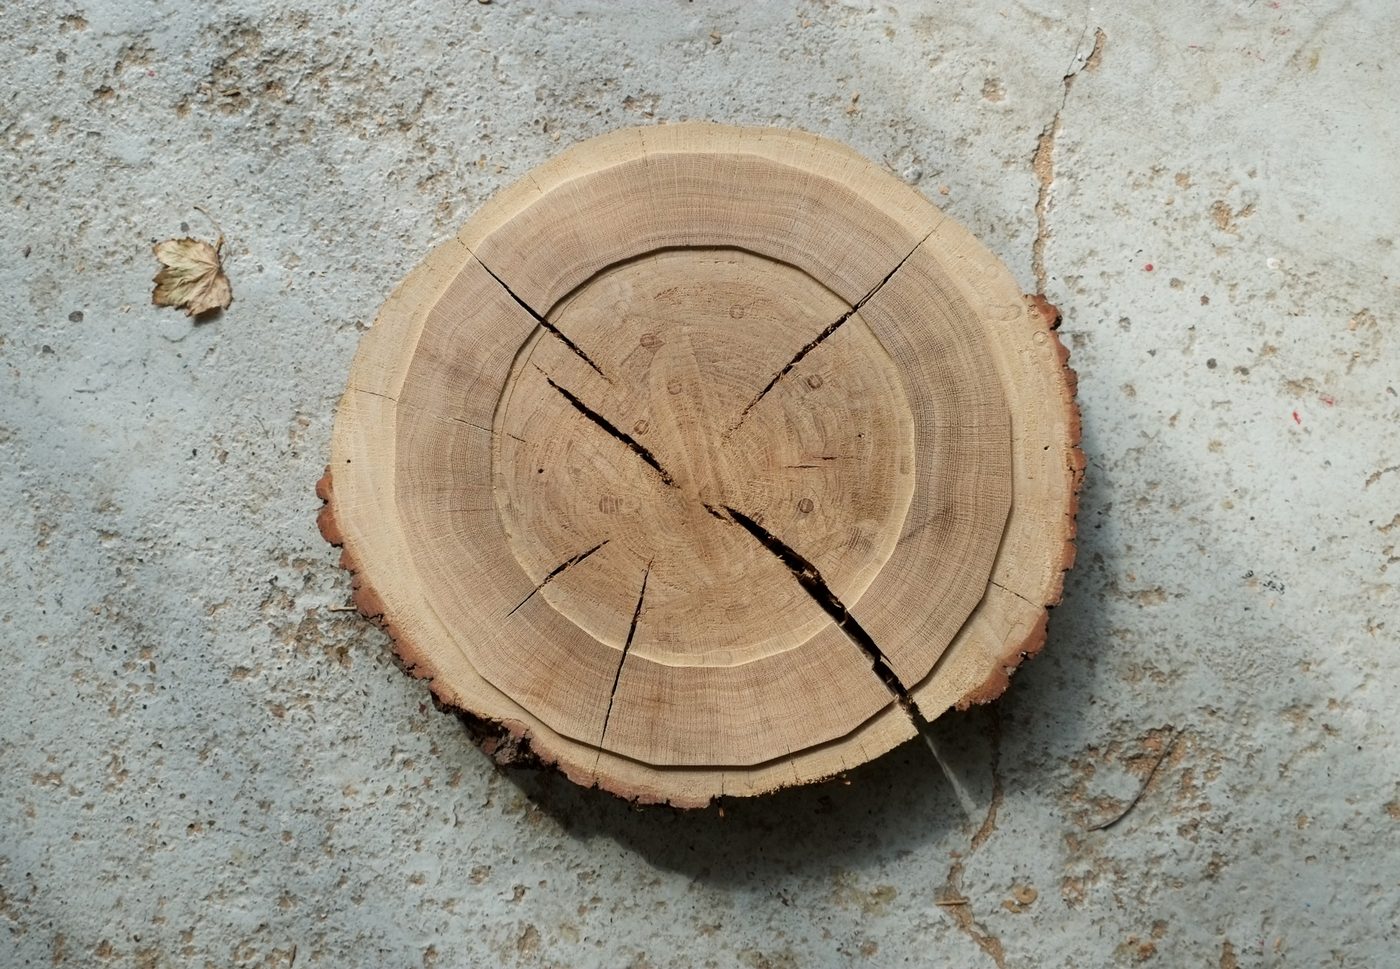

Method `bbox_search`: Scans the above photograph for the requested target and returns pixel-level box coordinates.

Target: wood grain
[318,124,1081,806]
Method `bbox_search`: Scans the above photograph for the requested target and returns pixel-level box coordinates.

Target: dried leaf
[152,231,231,317]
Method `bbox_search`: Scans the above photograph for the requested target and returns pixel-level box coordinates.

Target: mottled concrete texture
[2,1,1398,966]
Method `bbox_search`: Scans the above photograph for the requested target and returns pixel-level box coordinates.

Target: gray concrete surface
[3,1,1398,966]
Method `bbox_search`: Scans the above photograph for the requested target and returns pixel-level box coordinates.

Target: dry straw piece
[318,124,1082,806]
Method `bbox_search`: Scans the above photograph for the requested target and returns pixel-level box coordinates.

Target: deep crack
[704,503,926,724]
[507,540,608,616]
[599,564,651,747]
[727,228,933,435]
[477,257,608,378]
[545,376,676,486]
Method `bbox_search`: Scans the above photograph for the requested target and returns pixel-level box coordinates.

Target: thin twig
[1088,728,1180,832]
[193,204,224,251]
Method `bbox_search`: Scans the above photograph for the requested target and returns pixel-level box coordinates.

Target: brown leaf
[152,232,231,317]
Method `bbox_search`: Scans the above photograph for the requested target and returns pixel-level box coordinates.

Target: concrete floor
[3,1,1398,966]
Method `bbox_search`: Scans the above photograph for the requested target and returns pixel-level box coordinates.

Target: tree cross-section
[317,124,1083,807]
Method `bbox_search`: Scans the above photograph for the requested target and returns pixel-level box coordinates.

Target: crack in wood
[477,257,608,378]
[351,386,397,403]
[507,540,609,616]
[704,503,928,725]
[726,228,933,435]
[598,563,651,747]
[989,579,1037,608]
[545,376,676,487]
[449,416,492,434]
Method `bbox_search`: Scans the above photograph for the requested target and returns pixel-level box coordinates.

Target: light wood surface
[318,124,1082,806]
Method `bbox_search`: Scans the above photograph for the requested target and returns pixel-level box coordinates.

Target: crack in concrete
[939,858,1008,969]
[971,710,1004,851]
[937,709,1006,966]
[1365,463,1400,488]
[1032,26,1106,292]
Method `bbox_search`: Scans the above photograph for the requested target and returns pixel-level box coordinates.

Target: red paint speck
[1320,394,1335,407]
[1292,410,1302,425]
[1143,263,1154,272]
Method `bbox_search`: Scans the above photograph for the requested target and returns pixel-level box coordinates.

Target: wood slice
[318,124,1082,807]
